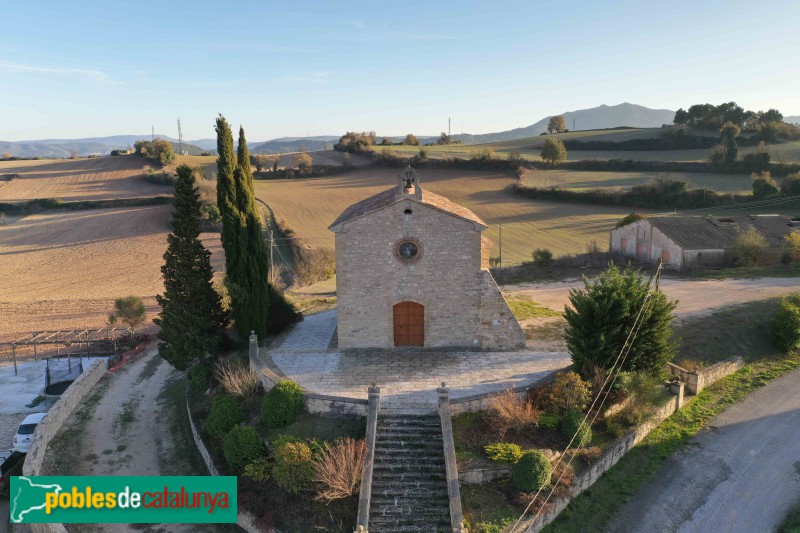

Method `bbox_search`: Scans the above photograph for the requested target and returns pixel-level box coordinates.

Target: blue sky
[1,0,798,141]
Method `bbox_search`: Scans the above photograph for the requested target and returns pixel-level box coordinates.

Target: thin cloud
[0,61,122,84]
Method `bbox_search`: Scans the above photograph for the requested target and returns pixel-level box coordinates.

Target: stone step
[379,415,441,425]
[377,424,442,435]
[374,446,444,456]
[371,496,449,508]
[374,437,443,448]
[371,485,448,498]
[374,456,444,467]
[369,517,451,532]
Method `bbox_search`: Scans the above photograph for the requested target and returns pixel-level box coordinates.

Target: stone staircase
[369,414,452,532]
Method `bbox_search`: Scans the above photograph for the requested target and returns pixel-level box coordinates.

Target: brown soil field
[0,155,167,202]
[254,167,644,264]
[0,205,223,346]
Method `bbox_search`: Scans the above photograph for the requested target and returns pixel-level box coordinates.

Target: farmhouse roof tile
[648,215,795,250]
[329,186,487,230]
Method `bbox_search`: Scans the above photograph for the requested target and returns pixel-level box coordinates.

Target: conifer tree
[155,165,227,370]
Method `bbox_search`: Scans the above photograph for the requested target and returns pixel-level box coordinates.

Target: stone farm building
[610,214,798,270]
[329,167,525,351]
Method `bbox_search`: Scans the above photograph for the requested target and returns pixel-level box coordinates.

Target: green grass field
[375,128,800,164]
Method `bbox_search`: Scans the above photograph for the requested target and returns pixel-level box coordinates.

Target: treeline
[673,102,800,140]
[514,178,747,210]
[0,195,171,215]
[564,130,760,152]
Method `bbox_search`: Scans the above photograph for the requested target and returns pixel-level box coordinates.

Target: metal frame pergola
[0,327,130,375]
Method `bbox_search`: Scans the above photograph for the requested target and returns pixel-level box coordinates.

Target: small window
[17,424,37,435]
[621,238,627,251]
[662,250,670,262]
[404,209,412,215]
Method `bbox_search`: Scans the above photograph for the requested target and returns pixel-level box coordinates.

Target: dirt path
[607,367,800,533]
[41,346,230,533]
[508,276,800,319]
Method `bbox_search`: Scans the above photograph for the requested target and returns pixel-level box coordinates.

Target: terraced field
[0,155,166,202]
[254,167,645,265]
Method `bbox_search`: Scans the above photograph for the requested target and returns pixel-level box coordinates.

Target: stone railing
[354,385,381,533]
[449,372,558,416]
[666,356,744,395]
[22,359,107,533]
[438,383,468,533]
[248,332,369,416]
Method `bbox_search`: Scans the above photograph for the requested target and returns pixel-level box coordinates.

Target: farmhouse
[610,214,797,270]
[329,166,525,350]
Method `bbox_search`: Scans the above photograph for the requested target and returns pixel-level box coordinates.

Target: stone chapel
[328,166,525,351]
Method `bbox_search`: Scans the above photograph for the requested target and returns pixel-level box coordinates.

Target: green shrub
[605,417,626,438]
[531,248,553,267]
[560,410,593,448]
[243,456,272,482]
[270,434,302,450]
[205,394,244,441]
[616,371,666,425]
[550,371,592,414]
[484,443,523,463]
[266,286,302,335]
[261,380,304,428]
[512,450,552,491]
[769,296,800,353]
[223,425,265,471]
[190,362,211,392]
[272,441,315,494]
[538,412,560,430]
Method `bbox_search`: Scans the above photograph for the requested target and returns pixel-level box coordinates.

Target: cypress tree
[155,165,227,370]
[215,115,241,278]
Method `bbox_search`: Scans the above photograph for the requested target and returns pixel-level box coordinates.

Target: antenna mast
[448,117,451,137]
[177,118,183,154]
[151,126,154,141]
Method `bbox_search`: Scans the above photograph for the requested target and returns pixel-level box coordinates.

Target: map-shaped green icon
[10,476,63,523]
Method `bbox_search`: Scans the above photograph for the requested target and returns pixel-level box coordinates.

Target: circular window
[394,238,422,263]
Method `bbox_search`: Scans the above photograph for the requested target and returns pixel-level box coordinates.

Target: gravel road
[607,367,800,533]
[508,276,800,318]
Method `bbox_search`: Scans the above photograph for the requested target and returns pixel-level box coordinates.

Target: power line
[510,262,664,533]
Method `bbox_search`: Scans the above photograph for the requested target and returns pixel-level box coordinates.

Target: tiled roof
[329,186,487,229]
[648,215,795,250]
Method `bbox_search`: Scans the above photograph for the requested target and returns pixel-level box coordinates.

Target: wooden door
[393,302,424,347]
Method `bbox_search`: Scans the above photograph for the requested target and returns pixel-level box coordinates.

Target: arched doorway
[393,301,424,347]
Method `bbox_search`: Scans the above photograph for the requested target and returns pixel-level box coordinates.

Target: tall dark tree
[155,165,227,370]
[215,115,241,278]
[564,266,677,379]
[720,121,741,165]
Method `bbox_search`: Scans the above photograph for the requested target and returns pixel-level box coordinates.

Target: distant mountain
[0,134,214,158]
[452,103,676,144]
[252,137,339,154]
[786,116,800,125]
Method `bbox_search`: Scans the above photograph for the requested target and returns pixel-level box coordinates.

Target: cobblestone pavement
[267,310,570,410]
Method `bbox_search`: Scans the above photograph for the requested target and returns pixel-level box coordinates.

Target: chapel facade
[329,167,525,351]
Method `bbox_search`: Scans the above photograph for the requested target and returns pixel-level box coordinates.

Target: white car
[12,412,46,453]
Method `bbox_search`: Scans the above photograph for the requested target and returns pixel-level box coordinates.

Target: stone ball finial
[441,381,447,388]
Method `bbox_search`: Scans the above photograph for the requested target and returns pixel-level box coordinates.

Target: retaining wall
[22,359,107,533]
[667,356,744,395]
[185,385,261,533]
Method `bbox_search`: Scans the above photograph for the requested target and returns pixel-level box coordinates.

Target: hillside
[786,116,800,125]
[0,134,213,158]
[451,103,675,144]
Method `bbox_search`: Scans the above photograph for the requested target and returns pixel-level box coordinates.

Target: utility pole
[499,224,503,269]
[448,117,451,138]
[268,228,275,283]
[573,118,576,131]
[177,118,183,154]
[151,126,155,141]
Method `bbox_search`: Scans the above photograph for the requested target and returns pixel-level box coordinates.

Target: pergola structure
[0,327,130,375]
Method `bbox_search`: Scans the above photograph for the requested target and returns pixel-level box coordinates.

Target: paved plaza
[262,310,571,410]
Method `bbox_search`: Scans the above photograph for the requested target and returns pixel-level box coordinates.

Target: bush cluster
[205,394,244,441]
[549,371,592,414]
[190,362,211,392]
[272,441,315,493]
[484,442,523,463]
[261,380,304,428]
[512,450,552,491]
[560,411,593,448]
[769,296,800,353]
[223,425,265,471]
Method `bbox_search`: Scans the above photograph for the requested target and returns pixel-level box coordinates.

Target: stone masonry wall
[23,360,106,533]
[335,194,484,349]
[478,270,525,350]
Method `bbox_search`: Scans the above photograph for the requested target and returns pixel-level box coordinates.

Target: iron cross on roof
[400,166,418,189]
